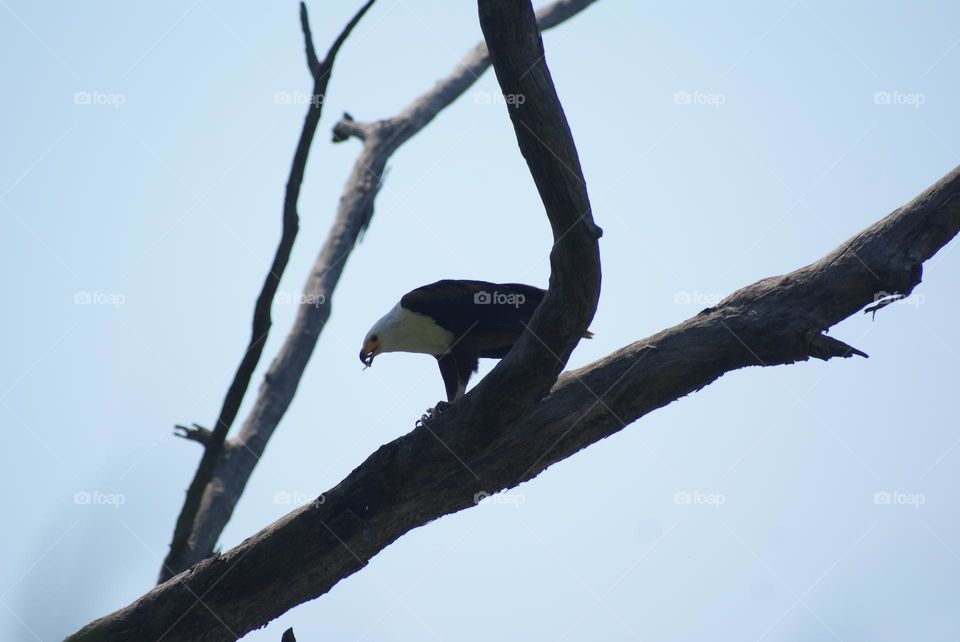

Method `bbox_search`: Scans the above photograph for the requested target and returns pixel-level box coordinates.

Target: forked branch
[161,0,377,583]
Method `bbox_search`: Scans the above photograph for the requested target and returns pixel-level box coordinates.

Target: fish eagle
[360,279,591,406]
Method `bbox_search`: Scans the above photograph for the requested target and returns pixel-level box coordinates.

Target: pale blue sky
[3,1,960,640]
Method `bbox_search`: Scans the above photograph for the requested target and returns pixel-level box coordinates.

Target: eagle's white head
[360,303,454,367]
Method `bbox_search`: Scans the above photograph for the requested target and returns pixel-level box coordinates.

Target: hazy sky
[3,1,960,640]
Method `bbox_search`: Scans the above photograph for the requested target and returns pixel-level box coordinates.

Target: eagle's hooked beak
[359,338,380,368]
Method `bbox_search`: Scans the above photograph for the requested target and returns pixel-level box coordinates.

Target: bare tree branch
[173,423,213,446]
[330,0,600,149]
[459,0,602,429]
[160,0,377,583]
[160,0,602,581]
[66,161,960,641]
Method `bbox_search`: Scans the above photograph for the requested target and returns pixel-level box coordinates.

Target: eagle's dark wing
[400,280,545,338]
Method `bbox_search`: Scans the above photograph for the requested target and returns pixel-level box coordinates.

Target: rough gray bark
[161,0,602,581]
[67,162,960,641]
[159,0,376,584]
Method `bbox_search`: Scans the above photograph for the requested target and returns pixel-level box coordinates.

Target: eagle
[360,279,591,407]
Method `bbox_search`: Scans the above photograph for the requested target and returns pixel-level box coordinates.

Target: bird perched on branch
[360,279,592,415]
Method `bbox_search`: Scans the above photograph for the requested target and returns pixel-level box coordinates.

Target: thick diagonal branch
[160,0,377,583]
[68,165,960,642]
[162,0,601,581]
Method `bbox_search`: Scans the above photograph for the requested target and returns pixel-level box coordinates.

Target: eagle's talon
[417,400,451,426]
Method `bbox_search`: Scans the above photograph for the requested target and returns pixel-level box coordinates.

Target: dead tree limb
[159,0,602,581]
[160,0,377,583]
[457,0,602,429]
[67,161,960,641]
